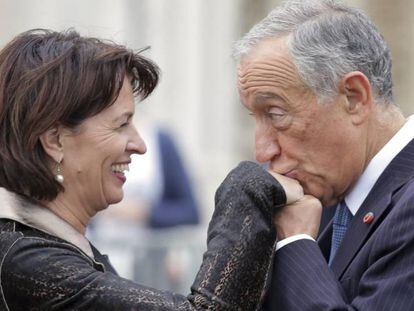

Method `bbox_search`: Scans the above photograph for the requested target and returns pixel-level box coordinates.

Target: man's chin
[318,195,341,208]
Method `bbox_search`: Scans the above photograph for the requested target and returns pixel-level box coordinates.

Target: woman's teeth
[111,163,129,173]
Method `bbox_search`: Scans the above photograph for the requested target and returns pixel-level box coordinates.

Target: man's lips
[269,165,298,178]
[284,170,298,179]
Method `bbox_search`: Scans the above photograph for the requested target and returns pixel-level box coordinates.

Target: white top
[276,115,414,251]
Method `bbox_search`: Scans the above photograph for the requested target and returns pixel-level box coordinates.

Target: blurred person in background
[0,29,304,310]
[234,0,414,310]
[93,121,199,232]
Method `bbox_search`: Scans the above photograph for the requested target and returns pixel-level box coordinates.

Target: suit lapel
[317,214,334,261]
[327,139,414,279]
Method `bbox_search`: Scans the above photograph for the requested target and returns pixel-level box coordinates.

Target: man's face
[238,37,366,206]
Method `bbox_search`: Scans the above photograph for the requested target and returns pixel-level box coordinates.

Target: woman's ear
[39,126,64,163]
[338,71,374,125]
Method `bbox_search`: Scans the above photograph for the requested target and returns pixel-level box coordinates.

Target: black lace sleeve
[1,161,286,311]
[188,161,285,310]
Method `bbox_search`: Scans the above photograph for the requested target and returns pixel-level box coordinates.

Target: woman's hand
[273,195,322,239]
[267,171,304,204]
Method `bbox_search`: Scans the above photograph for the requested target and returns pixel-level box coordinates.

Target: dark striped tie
[329,200,353,266]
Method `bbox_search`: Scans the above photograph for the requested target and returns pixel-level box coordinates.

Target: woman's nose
[127,126,147,154]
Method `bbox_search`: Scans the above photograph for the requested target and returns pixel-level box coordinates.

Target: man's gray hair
[233,0,393,104]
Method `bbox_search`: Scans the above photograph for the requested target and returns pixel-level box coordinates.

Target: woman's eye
[120,122,129,128]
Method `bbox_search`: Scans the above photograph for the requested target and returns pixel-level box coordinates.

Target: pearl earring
[55,161,64,183]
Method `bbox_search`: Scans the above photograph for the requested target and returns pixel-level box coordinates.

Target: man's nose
[255,127,280,163]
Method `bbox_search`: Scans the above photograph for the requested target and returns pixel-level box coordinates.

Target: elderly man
[234,0,414,310]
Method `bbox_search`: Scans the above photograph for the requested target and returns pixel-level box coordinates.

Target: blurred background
[1,0,413,294]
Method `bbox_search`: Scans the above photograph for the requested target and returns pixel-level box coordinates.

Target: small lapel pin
[363,212,374,224]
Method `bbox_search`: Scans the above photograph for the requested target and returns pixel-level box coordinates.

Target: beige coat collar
[0,188,93,258]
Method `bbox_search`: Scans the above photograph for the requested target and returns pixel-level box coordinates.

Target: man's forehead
[238,61,301,95]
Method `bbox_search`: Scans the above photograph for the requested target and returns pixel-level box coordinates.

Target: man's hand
[273,195,322,240]
[268,171,304,204]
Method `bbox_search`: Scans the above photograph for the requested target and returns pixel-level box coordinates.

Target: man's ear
[39,126,64,163]
[339,71,374,125]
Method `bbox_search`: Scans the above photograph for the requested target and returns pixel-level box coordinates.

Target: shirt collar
[345,115,414,215]
[0,188,94,258]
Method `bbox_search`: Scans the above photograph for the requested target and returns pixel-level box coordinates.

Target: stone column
[356,0,414,115]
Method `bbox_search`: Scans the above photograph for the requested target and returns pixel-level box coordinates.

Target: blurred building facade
[1,0,413,292]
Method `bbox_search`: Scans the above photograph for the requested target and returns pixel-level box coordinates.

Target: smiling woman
[0,29,296,310]
[54,76,147,218]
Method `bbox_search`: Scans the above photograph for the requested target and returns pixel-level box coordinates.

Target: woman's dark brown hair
[0,29,159,201]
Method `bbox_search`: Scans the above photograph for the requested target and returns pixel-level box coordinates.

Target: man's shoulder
[393,177,414,204]
[376,177,414,234]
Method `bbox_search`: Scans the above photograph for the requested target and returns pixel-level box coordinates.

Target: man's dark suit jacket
[263,139,414,310]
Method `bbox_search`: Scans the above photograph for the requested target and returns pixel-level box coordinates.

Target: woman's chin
[108,196,123,206]
[103,189,124,207]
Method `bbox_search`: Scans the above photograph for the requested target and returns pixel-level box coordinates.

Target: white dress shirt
[276,115,414,251]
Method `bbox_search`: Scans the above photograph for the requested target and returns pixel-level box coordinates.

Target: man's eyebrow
[255,92,283,101]
[252,92,284,109]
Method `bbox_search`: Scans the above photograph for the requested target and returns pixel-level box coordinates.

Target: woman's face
[60,77,146,211]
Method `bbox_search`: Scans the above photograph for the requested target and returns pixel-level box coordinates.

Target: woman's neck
[44,195,93,235]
